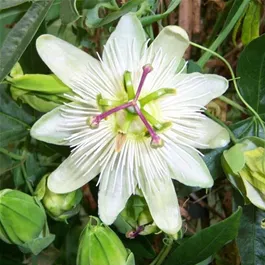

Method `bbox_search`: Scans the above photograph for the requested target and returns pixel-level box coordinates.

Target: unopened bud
[77,216,135,265]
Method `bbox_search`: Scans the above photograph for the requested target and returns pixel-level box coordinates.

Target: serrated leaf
[0,0,55,82]
[164,208,242,265]
[237,34,265,114]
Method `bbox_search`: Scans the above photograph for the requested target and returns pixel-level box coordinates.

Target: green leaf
[241,1,261,46]
[85,0,144,28]
[237,34,265,114]
[164,208,242,265]
[141,0,181,26]
[19,23,50,74]
[187,60,202,73]
[0,153,13,175]
[0,0,55,82]
[0,2,29,46]
[202,147,227,180]
[197,0,251,67]
[45,0,62,22]
[0,84,36,124]
[235,198,265,265]
[0,0,30,10]
[0,112,29,147]
[231,116,265,139]
[60,0,80,25]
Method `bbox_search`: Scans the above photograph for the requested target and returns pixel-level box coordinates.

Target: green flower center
[88,65,176,150]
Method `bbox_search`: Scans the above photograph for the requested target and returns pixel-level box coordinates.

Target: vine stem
[150,239,173,265]
[21,163,34,195]
[0,147,24,160]
[190,41,265,136]
[218,95,248,114]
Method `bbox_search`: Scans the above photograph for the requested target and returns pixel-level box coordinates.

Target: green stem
[190,41,265,136]
[150,239,173,265]
[218,95,248,114]
[21,162,34,195]
[197,0,250,67]
[0,147,24,160]
[205,110,238,144]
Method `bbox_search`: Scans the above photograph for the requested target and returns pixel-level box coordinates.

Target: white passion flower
[31,13,229,235]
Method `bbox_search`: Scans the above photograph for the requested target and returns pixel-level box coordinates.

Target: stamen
[87,101,133,128]
[134,104,163,148]
[124,71,135,100]
[139,88,176,106]
[135,64,153,101]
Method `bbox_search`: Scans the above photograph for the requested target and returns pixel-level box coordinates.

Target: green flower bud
[114,196,158,238]
[35,174,82,221]
[77,216,135,265]
[222,137,265,209]
[137,208,159,236]
[0,189,46,245]
[6,63,73,112]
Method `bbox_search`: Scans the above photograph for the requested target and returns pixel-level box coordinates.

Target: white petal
[47,155,100,193]
[47,126,114,193]
[30,106,70,145]
[162,73,228,109]
[145,26,189,71]
[98,144,135,224]
[243,178,265,210]
[195,117,230,148]
[161,140,214,188]
[140,176,182,235]
[36,35,115,100]
[103,13,146,72]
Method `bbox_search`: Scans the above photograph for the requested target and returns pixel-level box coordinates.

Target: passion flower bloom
[31,13,229,234]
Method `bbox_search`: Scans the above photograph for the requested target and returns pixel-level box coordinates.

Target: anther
[150,136,164,149]
[87,116,99,129]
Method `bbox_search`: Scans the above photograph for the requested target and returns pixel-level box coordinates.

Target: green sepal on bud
[6,63,73,112]
[77,216,135,265]
[222,137,265,209]
[0,189,55,254]
[35,174,82,221]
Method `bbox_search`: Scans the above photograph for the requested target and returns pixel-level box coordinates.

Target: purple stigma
[134,64,153,101]
[88,101,133,128]
[134,105,163,148]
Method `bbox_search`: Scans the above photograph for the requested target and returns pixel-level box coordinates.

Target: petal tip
[209,128,230,148]
[47,173,73,194]
[165,25,190,43]
[36,34,55,48]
